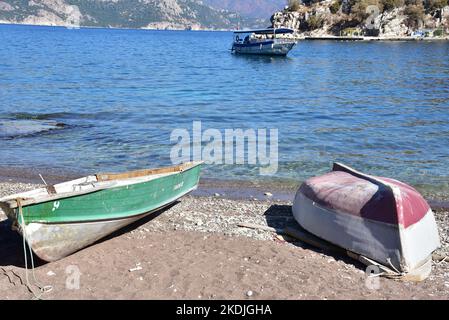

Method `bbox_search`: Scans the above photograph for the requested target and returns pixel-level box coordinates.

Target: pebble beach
[0,178,448,300]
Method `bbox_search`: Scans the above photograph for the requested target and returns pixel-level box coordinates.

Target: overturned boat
[292,163,440,277]
[231,28,297,56]
[0,162,202,262]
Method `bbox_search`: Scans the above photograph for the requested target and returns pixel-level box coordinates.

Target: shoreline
[0,165,448,209]
[2,23,449,41]
[0,22,233,32]
[300,35,449,41]
[0,164,298,201]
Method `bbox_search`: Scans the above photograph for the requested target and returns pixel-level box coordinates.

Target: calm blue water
[1,24,449,192]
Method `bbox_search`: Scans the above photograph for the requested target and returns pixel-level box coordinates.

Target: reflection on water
[0,25,449,194]
[232,53,295,64]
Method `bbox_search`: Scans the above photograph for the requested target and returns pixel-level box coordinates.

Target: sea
[1,24,449,194]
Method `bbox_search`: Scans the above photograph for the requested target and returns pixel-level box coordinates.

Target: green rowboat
[0,162,202,262]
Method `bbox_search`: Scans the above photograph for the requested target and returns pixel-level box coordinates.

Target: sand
[0,180,448,300]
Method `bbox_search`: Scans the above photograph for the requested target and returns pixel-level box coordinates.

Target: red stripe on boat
[300,171,429,228]
[377,177,430,228]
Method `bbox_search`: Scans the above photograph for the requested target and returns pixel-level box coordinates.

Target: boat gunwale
[0,161,203,209]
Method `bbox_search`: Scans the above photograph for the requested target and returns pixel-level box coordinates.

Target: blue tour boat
[231,28,297,56]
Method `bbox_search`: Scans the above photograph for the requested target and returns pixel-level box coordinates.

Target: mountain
[202,0,286,19]
[0,0,263,29]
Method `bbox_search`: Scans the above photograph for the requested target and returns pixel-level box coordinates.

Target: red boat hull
[293,163,440,273]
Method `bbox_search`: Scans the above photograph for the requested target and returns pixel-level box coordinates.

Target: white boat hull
[232,42,296,56]
[18,186,198,262]
[293,186,440,273]
[2,163,202,262]
[22,213,149,262]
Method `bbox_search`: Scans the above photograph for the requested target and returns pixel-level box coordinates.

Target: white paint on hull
[21,186,198,262]
[233,42,296,56]
[24,214,146,262]
[400,210,440,271]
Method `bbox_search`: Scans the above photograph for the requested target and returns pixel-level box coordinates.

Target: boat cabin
[233,28,295,44]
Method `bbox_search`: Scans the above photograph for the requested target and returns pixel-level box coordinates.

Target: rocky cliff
[271,0,449,37]
[0,0,262,29]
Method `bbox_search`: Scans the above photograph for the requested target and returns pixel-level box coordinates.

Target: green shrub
[405,0,423,5]
[329,17,362,34]
[330,0,342,13]
[404,4,425,28]
[351,0,384,23]
[305,15,324,30]
[381,0,405,11]
[433,28,444,36]
[302,0,322,5]
[287,0,301,11]
[424,0,448,11]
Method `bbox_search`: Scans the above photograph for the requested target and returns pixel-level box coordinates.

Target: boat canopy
[233,28,294,35]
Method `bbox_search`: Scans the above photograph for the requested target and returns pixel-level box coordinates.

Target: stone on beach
[129,263,143,272]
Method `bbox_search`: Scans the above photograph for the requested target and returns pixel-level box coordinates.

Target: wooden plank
[245,222,432,282]
[237,222,283,234]
[432,253,449,262]
[96,162,202,181]
[283,226,433,280]
[346,251,395,275]
[283,225,343,253]
[96,165,182,182]
[284,226,401,276]
[3,183,117,208]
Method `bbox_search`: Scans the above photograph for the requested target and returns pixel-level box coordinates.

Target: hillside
[0,0,263,30]
[202,0,286,18]
[271,0,449,37]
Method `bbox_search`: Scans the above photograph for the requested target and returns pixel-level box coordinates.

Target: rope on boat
[386,258,404,276]
[38,174,48,186]
[17,198,53,300]
[436,256,448,264]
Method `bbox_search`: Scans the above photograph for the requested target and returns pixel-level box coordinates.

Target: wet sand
[0,176,448,300]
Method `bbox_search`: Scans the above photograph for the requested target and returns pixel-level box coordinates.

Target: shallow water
[0,24,448,193]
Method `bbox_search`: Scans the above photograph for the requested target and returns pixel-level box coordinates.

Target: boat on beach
[292,163,440,277]
[0,162,202,262]
[231,28,297,56]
